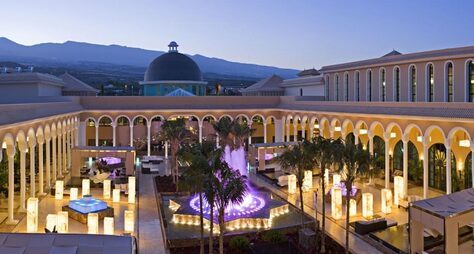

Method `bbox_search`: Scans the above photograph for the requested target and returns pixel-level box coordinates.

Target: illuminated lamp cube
[27,197,38,233]
[349,199,357,217]
[82,179,90,197]
[124,210,135,233]
[70,188,78,201]
[381,188,393,214]
[333,174,341,186]
[324,169,329,186]
[362,193,374,218]
[103,179,111,199]
[128,176,136,204]
[46,214,58,232]
[303,170,313,191]
[393,176,404,206]
[57,211,68,233]
[331,186,342,219]
[87,213,99,234]
[288,174,297,194]
[104,217,114,235]
[55,181,64,200]
[113,189,121,203]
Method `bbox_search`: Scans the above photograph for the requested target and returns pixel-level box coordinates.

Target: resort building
[139,41,207,96]
[1,44,474,253]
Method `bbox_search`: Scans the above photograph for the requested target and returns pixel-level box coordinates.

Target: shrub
[229,236,250,253]
[262,230,287,243]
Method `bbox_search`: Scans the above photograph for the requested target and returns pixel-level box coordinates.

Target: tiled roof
[241,75,284,92]
[59,73,99,93]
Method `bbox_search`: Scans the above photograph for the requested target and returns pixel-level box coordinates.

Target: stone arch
[115,115,132,126]
[218,114,233,121]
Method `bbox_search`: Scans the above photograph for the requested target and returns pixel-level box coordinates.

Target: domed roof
[144,42,203,82]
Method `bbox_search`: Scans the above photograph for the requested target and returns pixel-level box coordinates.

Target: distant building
[139,41,207,96]
[240,75,284,96]
[281,68,324,97]
[0,71,97,102]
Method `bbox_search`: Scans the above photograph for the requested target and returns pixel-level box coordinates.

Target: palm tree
[211,149,247,254]
[157,118,194,190]
[310,136,344,253]
[180,141,215,254]
[340,142,370,254]
[212,117,253,150]
[277,140,315,227]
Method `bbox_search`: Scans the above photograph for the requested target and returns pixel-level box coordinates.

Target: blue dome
[144,51,203,82]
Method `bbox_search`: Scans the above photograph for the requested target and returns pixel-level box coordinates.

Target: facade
[139,41,207,96]
[321,46,474,102]
[281,68,324,97]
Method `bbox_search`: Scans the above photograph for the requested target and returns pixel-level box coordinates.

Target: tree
[309,136,344,253]
[179,141,215,254]
[157,118,194,190]
[276,140,315,227]
[340,142,370,254]
[212,117,253,150]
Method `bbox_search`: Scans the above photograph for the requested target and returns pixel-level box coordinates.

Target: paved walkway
[249,173,385,254]
[137,168,167,254]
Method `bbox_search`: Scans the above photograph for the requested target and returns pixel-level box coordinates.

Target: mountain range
[0,37,299,80]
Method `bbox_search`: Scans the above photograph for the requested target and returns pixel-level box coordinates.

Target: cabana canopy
[409,188,474,253]
[72,146,136,176]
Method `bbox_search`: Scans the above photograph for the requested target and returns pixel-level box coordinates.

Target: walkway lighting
[46,214,57,232]
[57,211,68,233]
[103,179,111,199]
[349,199,357,217]
[394,176,404,206]
[124,210,135,233]
[459,139,470,148]
[113,189,121,203]
[70,188,78,201]
[55,180,64,200]
[104,217,114,235]
[303,170,312,191]
[87,213,99,234]
[381,188,392,214]
[334,126,341,132]
[390,132,397,138]
[333,174,341,186]
[288,175,297,194]
[359,129,367,135]
[331,186,342,219]
[82,179,90,197]
[128,176,136,204]
[362,193,373,218]
[27,197,38,233]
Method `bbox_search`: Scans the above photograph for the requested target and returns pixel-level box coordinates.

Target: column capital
[402,134,410,143]
[383,132,391,142]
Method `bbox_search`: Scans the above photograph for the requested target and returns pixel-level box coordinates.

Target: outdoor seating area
[141,156,165,174]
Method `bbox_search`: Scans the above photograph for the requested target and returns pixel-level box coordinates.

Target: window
[300,88,303,96]
[410,66,417,102]
[427,64,434,102]
[446,62,453,102]
[394,67,400,101]
[335,75,339,101]
[344,73,349,101]
[355,72,360,101]
[468,60,474,102]
[380,69,386,101]
[367,70,372,101]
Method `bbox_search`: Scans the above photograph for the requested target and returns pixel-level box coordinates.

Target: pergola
[409,188,474,253]
[71,146,136,176]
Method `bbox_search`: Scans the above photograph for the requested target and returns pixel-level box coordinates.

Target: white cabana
[409,188,474,254]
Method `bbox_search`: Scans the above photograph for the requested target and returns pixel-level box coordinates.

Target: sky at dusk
[1,0,474,70]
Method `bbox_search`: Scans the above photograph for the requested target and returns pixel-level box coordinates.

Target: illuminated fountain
[169,145,289,231]
[63,195,114,223]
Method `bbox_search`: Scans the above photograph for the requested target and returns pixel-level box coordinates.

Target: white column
[112,124,117,147]
[354,134,360,145]
[402,135,409,198]
[274,118,284,142]
[129,124,134,147]
[46,140,51,190]
[95,126,99,146]
[165,141,169,158]
[29,144,36,198]
[293,123,298,141]
[20,150,26,211]
[38,142,45,195]
[67,130,71,169]
[216,135,219,148]
[198,122,203,143]
[62,132,66,173]
[301,122,306,140]
[263,123,267,143]
[384,132,391,189]
[286,123,290,142]
[248,123,252,145]
[7,154,16,224]
[147,124,151,156]
[75,125,80,146]
[78,121,86,146]
[309,125,314,139]
[422,139,429,199]
[58,134,62,178]
[446,144,452,194]
[368,131,374,155]
[52,137,57,182]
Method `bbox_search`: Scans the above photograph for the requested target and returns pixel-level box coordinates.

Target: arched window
[380,68,386,101]
[367,70,372,101]
[355,71,360,101]
[394,67,400,101]
[410,65,417,102]
[344,73,349,101]
[467,60,474,102]
[446,62,453,102]
[300,88,303,96]
[335,75,339,101]
[427,64,434,102]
